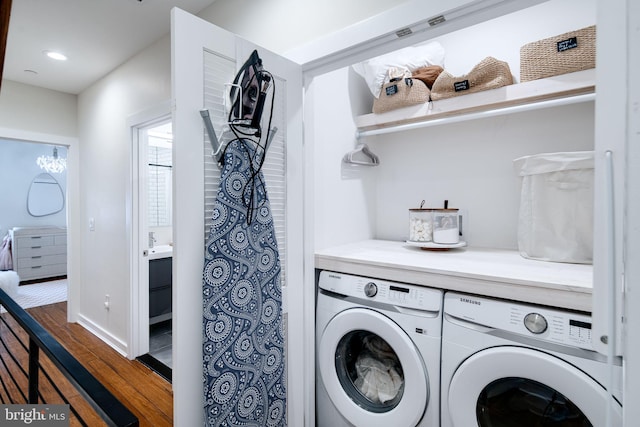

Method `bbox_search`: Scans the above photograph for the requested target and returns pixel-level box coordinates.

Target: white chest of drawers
[10,227,67,282]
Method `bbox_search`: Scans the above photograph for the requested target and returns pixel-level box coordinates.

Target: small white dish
[405,240,467,250]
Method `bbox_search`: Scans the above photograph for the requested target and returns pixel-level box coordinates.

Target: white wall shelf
[355,68,595,137]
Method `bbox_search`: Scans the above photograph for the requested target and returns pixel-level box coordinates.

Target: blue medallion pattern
[203,138,286,426]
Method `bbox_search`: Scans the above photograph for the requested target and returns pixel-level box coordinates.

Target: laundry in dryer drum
[353,336,404,404]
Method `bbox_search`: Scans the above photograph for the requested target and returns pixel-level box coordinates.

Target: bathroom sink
[149,244,173,260]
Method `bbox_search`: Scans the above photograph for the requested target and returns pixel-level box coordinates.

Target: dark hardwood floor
[1,302,173,427]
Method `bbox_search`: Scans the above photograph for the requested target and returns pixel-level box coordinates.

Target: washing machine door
[447,346,622,426]
[318,307,428,427]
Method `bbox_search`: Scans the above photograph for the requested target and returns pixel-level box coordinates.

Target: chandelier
[37,146,67,174]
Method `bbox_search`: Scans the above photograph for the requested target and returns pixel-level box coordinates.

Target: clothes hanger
[342,143,380,166]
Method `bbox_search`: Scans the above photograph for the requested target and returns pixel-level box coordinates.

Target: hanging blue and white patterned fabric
[203,138,286,426]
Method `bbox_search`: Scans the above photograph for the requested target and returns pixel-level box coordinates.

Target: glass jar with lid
[432,209,460,244]
[409,208,434,242]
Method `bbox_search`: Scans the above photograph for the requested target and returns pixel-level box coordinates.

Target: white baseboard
[77,313,129,358]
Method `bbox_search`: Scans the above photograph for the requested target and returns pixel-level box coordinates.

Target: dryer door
[447,346,622,426]
[318,307,429,427]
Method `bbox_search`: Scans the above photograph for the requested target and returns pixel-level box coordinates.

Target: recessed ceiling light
[44,50,68,61]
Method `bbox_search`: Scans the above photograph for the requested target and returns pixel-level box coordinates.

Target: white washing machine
[316,271,443,427]
[441,292,623,427]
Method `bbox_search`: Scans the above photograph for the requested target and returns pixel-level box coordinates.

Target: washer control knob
[364,282,378,298]
[524,313,548,334]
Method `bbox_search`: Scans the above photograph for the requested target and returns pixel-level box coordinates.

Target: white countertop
[315,240,593,312]
[148,244,173,260]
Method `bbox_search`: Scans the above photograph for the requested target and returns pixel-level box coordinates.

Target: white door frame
[127,101,171,359]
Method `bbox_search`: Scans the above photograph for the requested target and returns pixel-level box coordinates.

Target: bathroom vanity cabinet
[149,257,172,324]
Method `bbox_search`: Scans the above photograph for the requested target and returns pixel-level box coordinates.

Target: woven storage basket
[372,77,430,114]
[520,25,596,82]
[430,57,513,101]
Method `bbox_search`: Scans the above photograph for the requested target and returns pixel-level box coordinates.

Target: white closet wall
[370,103,593,248]
[312,0,596,251]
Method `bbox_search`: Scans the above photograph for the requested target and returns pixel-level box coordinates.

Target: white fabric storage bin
[513,151,594,264]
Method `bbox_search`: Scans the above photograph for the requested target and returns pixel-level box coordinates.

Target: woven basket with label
[430,57,513,101]
[520,25,596,82]
[372,68,430,114]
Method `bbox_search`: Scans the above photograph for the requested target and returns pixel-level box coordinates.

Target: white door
[447,346,623,426]
[171,8,303,426]
[318,308,429,427]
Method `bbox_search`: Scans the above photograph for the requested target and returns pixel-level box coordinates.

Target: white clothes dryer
[441,292,623,427]
[316,271,443,427]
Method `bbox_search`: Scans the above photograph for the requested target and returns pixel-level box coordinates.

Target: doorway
[0,139,69,302]
[145,120,173,378]
[129,104,173,379]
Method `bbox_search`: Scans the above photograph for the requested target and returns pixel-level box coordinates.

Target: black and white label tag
[385,84,398,96]
[454,80,470,92]
[557,37,578,52]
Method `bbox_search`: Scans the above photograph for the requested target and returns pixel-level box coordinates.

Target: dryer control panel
[445,292,594,351]
[319,271,442,312]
